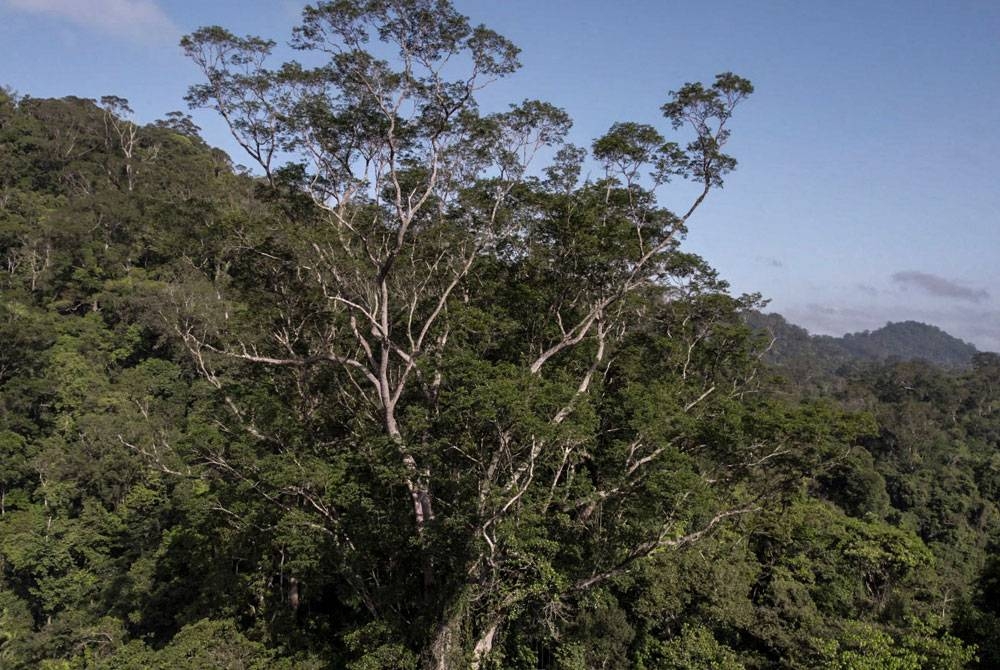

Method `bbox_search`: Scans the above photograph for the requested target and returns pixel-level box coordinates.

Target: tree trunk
[471,620,500,670]
[428,583,507,670]
[384,405,435,533]
[429,605,466,670]
[428,584,476,670]
[384,404,437,589]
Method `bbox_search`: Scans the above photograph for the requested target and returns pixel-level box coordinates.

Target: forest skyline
[2,0,998,349]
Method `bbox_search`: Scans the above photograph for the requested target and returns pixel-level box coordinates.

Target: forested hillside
[749,313,980,371]
[1,3,998,668]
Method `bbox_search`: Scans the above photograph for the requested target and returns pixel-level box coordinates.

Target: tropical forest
[0,1,998,668]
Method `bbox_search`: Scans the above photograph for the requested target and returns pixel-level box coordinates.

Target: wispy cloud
[891,270,989,303]
[856,283,880,297]
[4,0,177,42]
[756,256,784,268]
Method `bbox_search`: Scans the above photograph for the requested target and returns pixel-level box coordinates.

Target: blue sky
[3,0,999,350]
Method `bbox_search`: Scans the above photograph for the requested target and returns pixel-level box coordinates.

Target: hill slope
[749,313,979,369]
[838,320,979,366]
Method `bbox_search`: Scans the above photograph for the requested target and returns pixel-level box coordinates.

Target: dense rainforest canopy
[0,2,998,668]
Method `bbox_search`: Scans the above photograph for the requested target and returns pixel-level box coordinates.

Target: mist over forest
[1,2,998,669]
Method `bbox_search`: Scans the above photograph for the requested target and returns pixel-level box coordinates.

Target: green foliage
[649,624,746,669]
[815,620,975,670]
[95,618,323,670]
[0,2,996,669]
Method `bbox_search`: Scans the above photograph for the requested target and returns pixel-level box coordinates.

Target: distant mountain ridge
[748,313,979,369]
[835,320,979,365]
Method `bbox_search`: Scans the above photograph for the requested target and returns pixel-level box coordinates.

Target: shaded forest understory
[1,4,999,668]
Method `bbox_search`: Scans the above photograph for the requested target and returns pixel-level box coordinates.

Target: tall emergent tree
[1,56,987,670]
[174,0,760,665]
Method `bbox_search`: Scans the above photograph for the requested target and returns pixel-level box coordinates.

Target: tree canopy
[0,3,997,668]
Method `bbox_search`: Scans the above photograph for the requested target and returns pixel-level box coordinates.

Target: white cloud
[5,0,177,42]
